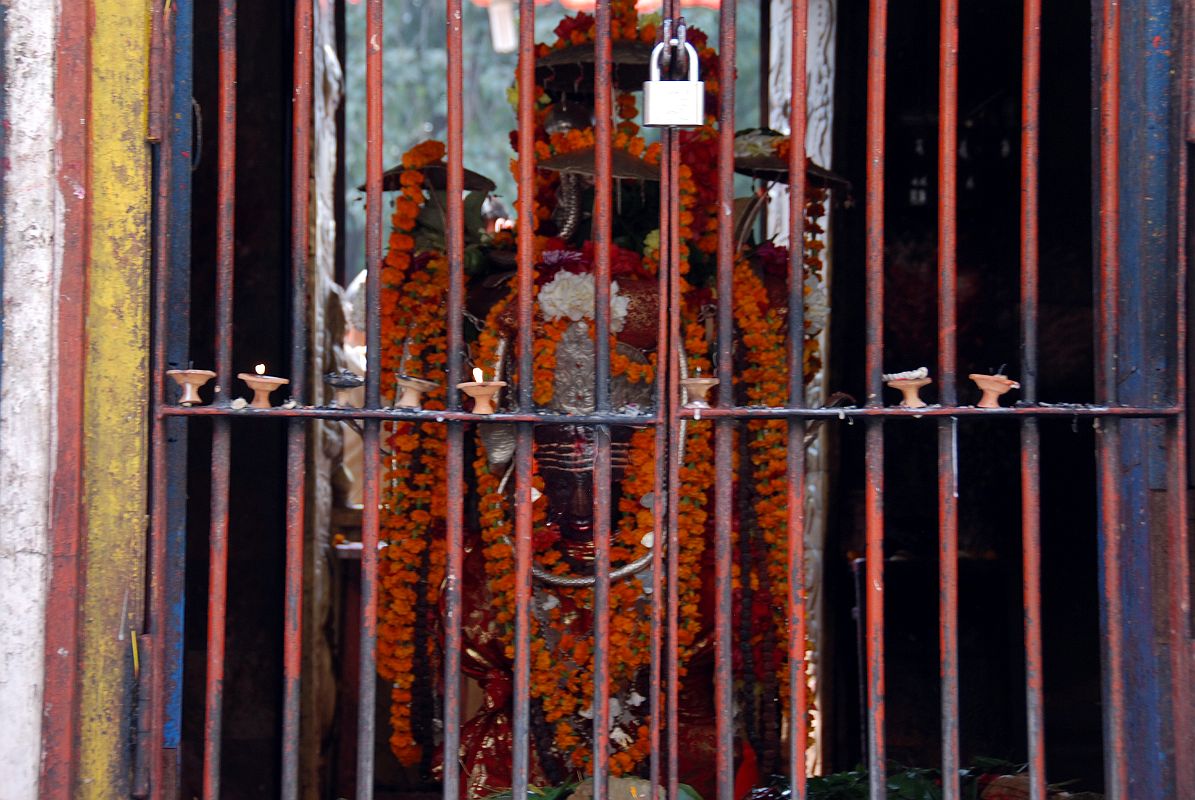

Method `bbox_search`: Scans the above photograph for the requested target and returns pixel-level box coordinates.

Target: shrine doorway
[146,0,1194,799]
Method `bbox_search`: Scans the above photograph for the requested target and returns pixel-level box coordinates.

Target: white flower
[627,690,646,707]
[734,130,786,159]
[610,727,634,748]
[537,271,630,331]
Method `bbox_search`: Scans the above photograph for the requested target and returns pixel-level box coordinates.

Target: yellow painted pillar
[77,0,151,794]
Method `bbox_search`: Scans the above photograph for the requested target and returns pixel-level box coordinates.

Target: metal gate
[143,1,1193,799]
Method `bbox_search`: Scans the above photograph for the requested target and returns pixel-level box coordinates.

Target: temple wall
[0,0,61,796]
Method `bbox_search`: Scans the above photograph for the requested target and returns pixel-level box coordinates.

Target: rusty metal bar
[160,403,1182,422]
[357,0,384,793]
[786,0,809,795]
[936,2,959,797]
[511,0,537,795]
[864,1,888,797]
[442,0,468,798]
[148,2,177,795]
[715,1,738,799]
[1097,2,1127,798]
[282,0,313,796]
[592,1,614,797]
[203,1,238,795]
[665,122,683,800]
[1019,2,1046,798]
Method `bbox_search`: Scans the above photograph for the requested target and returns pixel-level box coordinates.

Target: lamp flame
[472,367,484,383]
[255,363,266,375]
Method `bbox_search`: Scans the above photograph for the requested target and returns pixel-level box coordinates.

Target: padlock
[643,41,704,127]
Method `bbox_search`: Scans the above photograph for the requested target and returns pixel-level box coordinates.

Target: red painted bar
[357,0,384,794]
[864,1,887,797]
[204,1,238,795]
[511,0,537,794]
[147,4,176,795]
[936,2,960,797]
[442,0,468,798]
[786,1,809,796]
[666,124,683,800]
[1018,3,1046,798]
[282,1,313,797]
[715,0,738,797]
[592,1,614,798]
[1096,2,1127,798]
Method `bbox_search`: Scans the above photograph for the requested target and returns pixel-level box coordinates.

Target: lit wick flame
[472,367,484,383]
[255,363,266,376]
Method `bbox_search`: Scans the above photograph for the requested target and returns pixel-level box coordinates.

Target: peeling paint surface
[76,0,150,796]
[0,0,60,798]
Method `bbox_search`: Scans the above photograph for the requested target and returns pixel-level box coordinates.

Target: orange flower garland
[378,140,451,767]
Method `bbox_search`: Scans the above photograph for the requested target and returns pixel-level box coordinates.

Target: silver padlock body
[643,79,705,127]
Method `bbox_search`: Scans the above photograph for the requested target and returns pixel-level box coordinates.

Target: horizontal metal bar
[158,405,665,425]
[157,403,1181,423]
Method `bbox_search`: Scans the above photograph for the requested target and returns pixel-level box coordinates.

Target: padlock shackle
[648,41,700,84]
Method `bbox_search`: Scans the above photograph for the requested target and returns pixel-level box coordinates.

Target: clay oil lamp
[166,368,216,406]
[323,369,365,407]
[681,368,720,409]
[395,374,439,410]
[883,367,932,409]
[457,366,506,415]
[238,363,289,409]
[969,370,1020,409]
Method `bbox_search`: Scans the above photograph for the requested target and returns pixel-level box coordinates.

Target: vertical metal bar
[512,0,537,796]
[1097,2,1127,799]
[442,1,467,799]
[1019,3,1046,798]
[593,1,614,798]
[204,1,237,795]
[786,1,809,796]
[149,3,176,795]
[936,2,959,797]
[716,1,737,799]
[665,123,683,800]
[864,1,888,797]
[357,0,384,793]
[282,1,313,797]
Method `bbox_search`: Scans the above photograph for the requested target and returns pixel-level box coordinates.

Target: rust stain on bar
[666,127,683,800]
[864,1,888,797]
[511,0,537,794]
[358,0,385,793]
[591,1,614,798]
[1097,2,1127,798]
[715,0,738,798]
[282,2,313,797]
[443,0,468,798]
[1019,3,1046,798]
[787,0,809,795]
[936,2,960,798]
[204,421,231,800]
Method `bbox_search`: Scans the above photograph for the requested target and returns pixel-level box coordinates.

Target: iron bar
[592,1,614,798]
[786,0,809,795]
[203,1,238,795]
[864,1,888,798]
[1019,2,1046,798]
[716,0,738,798]
[282,0,313,796]
[357,0,384,793]
[511,0,537,795]
[160,403,1183,421]
[666,124,683,800]
[936,2,960,797]
[443,2,468,800]
[1097,3,1127,799]
[148,2,176,795]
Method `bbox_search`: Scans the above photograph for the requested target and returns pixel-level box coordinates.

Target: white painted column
[0,2,60,798]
